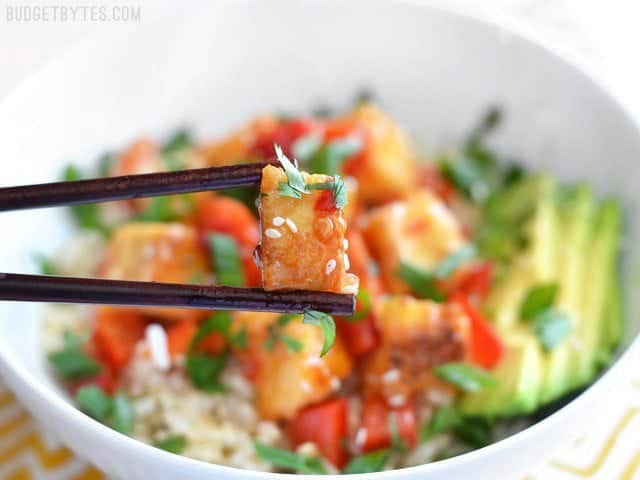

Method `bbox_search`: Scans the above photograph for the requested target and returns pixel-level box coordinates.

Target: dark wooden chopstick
[0,162,272,212]
[0,273,355,315]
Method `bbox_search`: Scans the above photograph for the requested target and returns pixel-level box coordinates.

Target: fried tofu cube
[344,104,417,204]
[363,191,466,292]
[101,223,210,321]
[234,312,353,420]
[258,165,358,294]
[364,295,470,404]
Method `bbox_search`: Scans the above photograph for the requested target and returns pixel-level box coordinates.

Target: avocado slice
[575,200,621,384]
[540,185,593,403]
[459,332,544,418]
[604,268,624,353]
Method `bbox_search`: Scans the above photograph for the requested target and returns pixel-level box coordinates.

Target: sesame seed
[338,217,346,228]
[325,259,337,275]
[145,324,170,372]
[285,218,298,233]
[330,377,341,390]
[355,427,368,448]
[382,369,400,383]
[265,228,281,239]
[388,394,406,407]
[343,239,349,250]
[273,216,285,226]
[300,380,312,393]
[344,253,350,270]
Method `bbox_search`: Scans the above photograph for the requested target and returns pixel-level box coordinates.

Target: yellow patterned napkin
[0,373,638,479]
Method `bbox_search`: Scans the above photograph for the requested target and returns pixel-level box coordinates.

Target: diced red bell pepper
[288,398,349,468]
[337,315,379,357]
[194,195,261,286]
[417,163,455,203]
[456,261,494,299]
[314,190,338,214]
[360,397,418,452]
[453,293,504,369]
[92,307,148,374]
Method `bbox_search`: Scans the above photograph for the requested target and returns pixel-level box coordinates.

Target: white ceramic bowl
[0,1,638,479]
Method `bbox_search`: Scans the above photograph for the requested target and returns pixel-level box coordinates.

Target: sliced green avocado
[540,185,593,403]
[575,200,621,384]
[603,268,624,353]
[459,332,544,418]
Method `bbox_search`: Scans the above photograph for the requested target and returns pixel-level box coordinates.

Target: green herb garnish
[111,392,134,434]
[254,442,327,474]
[433,363,497,393]
[292,133,323,163]
[520,283,558,320]
[34,254,58,275]
[308,176,348,210]
[208,233,245,287]
[154,435,187,454]
[466,106,502,147]
[75,387,134,434]
[48,347,101,380]
[136,196,180,222]
[63,165,107,233]
[396,262,445,302]
[303,310,336,357]
[275,144,308,198]
[420,406,493,448]
[533,308,572,350]
[75,386,113,422]
[163,129,192,155]
[307,137,363,176]
[433,244,477,279]
[264,314,303,353]
[344,288,372,322]
[342,449,389,474]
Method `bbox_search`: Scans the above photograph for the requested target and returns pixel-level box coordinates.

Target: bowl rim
[0,0,638,477]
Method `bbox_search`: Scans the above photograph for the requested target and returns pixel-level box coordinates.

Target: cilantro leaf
[343,450,389,474]
[75,386,113,422]
[48,347,101,380]
[185,351,228,392]
[34,254,58,275]
[520,283,558,321]
[533,308,572,350]
[208,233,245,287]
[264,314,304,352]
[466,106,502,147]
[453,416,493,448]
[136,196,181,222]
[112,392,134,434]
[162,129,192,155]
[303,310,336,357]
[292,133,323,163]
[433,363,497,393]
[154,435,187,454]
[63,165,108,233]
[307,136,363,176]
[344,288,372,323]
[254,442,327,474]
[433,244,477,279]
[396,262,445,302]
[275,144,308,195]
[420,405,462,442]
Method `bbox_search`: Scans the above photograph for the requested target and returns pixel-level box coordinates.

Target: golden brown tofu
[201,116,280,166]
[246,317,353,420]
[258,165,359,294]
[344,104,417,204]
[101,223,210,321]
[363,191,467,292]
[364,295,470,404]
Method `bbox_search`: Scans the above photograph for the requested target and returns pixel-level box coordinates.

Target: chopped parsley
[254,442,327,474]
[274,144,348,210]
[342,450,389,474]
[48,332,100,380]
[302,310,336,357]
[75,386,134,434]
[264,314,303,353]
[520,283,571,350]
[396,262,445,302]
[154,435,187,454]
[433,363,498,393]
[208,233,245,287]
[420,406,493,448]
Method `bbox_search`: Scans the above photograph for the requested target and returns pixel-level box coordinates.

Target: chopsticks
[0,273,355,315]
[0,162,270,211]
[0,161,356,315]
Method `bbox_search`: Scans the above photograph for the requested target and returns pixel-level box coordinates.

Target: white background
[1,0,640,119]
